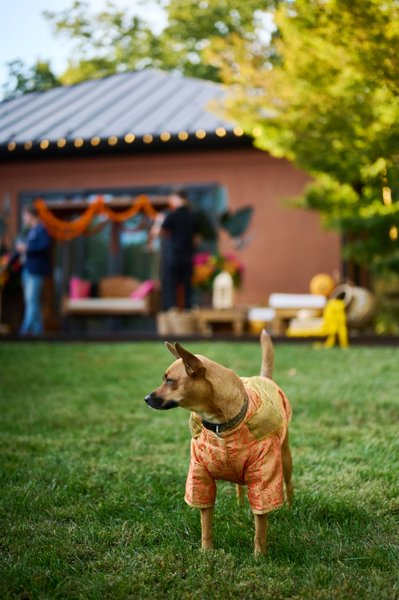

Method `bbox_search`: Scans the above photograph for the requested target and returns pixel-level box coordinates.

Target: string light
[124,133,135,144]
[12,123,251,154]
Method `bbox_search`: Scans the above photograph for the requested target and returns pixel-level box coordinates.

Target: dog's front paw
[254,544,267,557]
[201,538,214,552]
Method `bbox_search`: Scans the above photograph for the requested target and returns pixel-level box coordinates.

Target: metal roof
[0,69,247,157]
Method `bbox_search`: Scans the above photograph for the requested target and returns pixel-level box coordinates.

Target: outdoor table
[196,307,247,336]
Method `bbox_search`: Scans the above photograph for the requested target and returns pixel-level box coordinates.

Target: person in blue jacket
[16,206,52,335]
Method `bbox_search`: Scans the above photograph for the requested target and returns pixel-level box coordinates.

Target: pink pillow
[130,280,156,299]
[69,277,91,299]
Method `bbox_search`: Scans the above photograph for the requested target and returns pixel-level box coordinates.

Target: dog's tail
[260,329,274,379]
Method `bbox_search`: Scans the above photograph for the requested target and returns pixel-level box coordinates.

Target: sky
[0,0,166,91]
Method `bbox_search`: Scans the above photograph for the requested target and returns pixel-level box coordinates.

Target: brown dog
[144,331,293,555]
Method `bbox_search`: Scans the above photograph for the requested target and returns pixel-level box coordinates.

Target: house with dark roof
[0,69,340,331]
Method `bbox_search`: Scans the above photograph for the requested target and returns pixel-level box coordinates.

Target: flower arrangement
[192,252,244,290]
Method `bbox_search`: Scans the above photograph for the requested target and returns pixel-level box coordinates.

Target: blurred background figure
[157,188,200,310]
[16,206,52,335]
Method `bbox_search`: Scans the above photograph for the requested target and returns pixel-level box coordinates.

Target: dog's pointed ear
[174,343,206,378]
[165,341,180,360]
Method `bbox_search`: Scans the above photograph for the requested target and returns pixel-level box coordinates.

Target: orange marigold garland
[34,195,158,241]
[34,198,100,240]
[99,195,158,222]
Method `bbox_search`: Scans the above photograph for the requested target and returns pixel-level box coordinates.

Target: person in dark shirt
[16,206,52,335]
[160,189,199,310]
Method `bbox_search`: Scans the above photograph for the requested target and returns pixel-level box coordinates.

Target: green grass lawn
[0,341,398,599]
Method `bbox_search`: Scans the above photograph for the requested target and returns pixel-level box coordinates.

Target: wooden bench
[62,276,160,318]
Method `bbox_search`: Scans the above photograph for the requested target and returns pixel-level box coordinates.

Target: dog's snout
[145,391,163,410]
[145,391,179,411]
[144,393,153,405]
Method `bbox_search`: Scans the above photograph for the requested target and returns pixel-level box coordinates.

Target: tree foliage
[2,60,61,99]
[43,1,163,84]
[160,0,276,81]
[42,0,277,84]
[217,0,399,273]
[3,1,276,93]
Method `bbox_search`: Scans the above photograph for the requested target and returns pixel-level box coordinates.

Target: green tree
[217,0,399,274]
[3,1,279,92]
[2,59,61,99]
[160,0,277,81]
[44,0,277,84]
[44,1,162,84]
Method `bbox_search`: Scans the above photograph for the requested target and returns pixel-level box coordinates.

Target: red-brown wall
[0,146,340,305]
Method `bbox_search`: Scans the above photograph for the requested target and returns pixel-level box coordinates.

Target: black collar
[201,396,249,436]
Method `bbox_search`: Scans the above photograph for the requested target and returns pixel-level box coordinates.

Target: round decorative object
[331,284,377,328]
[309,273,335,297]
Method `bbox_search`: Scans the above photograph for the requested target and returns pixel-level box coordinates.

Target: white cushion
[247,307,276,322]
[269,293,326,310]
[65,298,146,314]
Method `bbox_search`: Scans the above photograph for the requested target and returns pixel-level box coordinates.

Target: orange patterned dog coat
[185,376,292,515]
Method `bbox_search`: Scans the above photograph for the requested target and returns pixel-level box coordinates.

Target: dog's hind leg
[282,432,294,506]
[260,329,274,379]
[200,507,214,551]
[236,484,245,507]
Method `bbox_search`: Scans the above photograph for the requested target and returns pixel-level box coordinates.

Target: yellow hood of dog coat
[185,376,291,514]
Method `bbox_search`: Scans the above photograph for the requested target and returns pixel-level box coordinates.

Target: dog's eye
[165,377,175,385]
